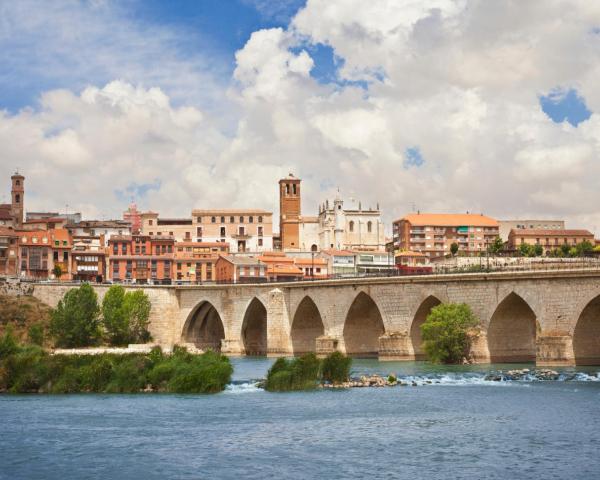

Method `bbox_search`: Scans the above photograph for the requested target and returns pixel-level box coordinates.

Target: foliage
[265,353,322,392]
[594,245,600,253]
[50,284,101,348]
[102,286,152,346]
[421,303,479,364]
[27,322,44,346]
[0,326,19,359]
[487,237,504,254]
[52,265,63,280]
[450,243,459,256]
[518,243,543,257]
[560,244,571,256]
[387,374,397,383]
[321,351,352,384]
[576,240,594,256]
[0,343,232,394]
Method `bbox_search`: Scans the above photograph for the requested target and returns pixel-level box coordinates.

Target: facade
[318,249,356,276]
[123,202,142,234]
[0,227,18,276]
[174,241,229,283]
[393,213,500,259]
[108,234,174,284]
[508,229,595,254]
[71,235,107,282]
[293,257,328,279]
[278,174,386,252]
[22,217,68,231]
[499,219,565,241]
[67,220,132,246]
[16,229,72,280]
[394,250,432,274]
[27,212,82,223]
[215,256,266,283]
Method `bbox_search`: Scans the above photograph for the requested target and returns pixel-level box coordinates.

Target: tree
[518,243,532,257]
[50,284,101,348]
[450,242,459,256]
[533,244,544,257]
[421,303,479,364]
[576,240,594,256]
[560,243,571,256]
[123,290,152,343]
[487,237,504,254]
[102,285,129,346]
[101,286,152,346]
[52,265,63,280]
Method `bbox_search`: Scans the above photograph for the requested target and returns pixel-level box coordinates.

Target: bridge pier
[536,335,575,366]
[378,332,413,361]
[315,336,340,356]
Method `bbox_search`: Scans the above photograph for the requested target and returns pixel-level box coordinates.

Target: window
[230,216,234,223]
[53,251,59,261]
[149,220,153,226]
[149,232,153,236]
[15,180,20,186]
[211,217,216,223]
[220,216,225,223]
[63,251,68,262]
[258,226,263,237]
[258,216,263,223]
[121,244,127,255]
[15,194,20,204]
[220,227,226,237]
[349,221,354,232]
[293,184,297,195]
[167,245,172,253]
[197,227,202,237]
[249,216,253,223]
[258,238,263,247]
[197,217,202,223]
[285,184,290,195]
[367,221,372,233]
[239,227,245,236]
[239,216,244,223]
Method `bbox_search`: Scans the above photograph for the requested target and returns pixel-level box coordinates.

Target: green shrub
[421,303,479,364]
[265,353,323,392]
[0,326,19,359]
[50,284,101,348]
[28,322,44,346]
[321,351,351,384]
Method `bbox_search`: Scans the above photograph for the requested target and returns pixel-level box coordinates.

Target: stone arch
[241,297,268,356]
[410,295,442,360]
[487,292,539,363]
[573,294,600,365]
[291,296,325,355]
[343,291,385,357]
[181,301,225,351]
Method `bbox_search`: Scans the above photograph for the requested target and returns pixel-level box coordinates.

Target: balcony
[410,229,426,234]
[231,233,251,239]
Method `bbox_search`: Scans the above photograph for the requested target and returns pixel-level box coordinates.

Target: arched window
[286,184,290,195]
[349,221,354,232]
[311,244,318,252]
[367,221,372,233]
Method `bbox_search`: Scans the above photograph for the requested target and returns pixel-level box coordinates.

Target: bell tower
[10,172,24,228]
[279,173,301,250]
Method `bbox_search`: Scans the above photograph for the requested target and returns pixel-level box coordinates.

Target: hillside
[0,295,52,346]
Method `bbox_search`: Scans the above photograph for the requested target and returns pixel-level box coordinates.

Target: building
[395,250,432,274]
[215,256,266,283]
[508,229,595,254]
[71,234,107,282]
[142,210,274,253]
[27,211,82,224]
[393,213,500,259]
[16,229,72,280]
[174,241,229,283]
[354,251,395,275]
[123,202,142,234]
[318,249,356,276]
[0,172,24,229]
[67,220,131,246]
[278,174,386,252]
[22,216,69,231]
[257,252,304,282]
[499,219,565,241]
[0,227,18,276]
[108,234,174,284]
[293,256,328,279]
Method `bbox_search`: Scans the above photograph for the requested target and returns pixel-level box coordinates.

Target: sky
[0,0,599,235]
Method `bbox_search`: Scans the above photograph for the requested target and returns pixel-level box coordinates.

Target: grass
[0,295,52,346]
[265,352,352,392]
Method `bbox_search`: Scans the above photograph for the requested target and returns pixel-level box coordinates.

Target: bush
[265,353,322,392]
[321,351,351,384]
[0,326,19,359]
[50,284,101,348]
[28,322,44,346]
[421,303,479,364]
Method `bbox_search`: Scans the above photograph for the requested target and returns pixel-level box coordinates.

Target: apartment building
[0,227,18,276]
[393,213,500,259]
[108,234,174,284]
[16,229,72,280]
[174,241,229,282]
[499,219,565,241]
[71,235,107,282]
[508,229,595,254]
[215,256,267,283]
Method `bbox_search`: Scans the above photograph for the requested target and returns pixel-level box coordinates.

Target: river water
[1,358,600,479]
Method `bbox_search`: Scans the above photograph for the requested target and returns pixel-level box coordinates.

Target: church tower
[10,172,24,228]
[279,173,301,250]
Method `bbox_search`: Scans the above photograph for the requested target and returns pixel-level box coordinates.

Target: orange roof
[268,265,303,275]
[395,250,426,257]
[294,257,327,265]
[319,249,355,256]
[17,230,52,245]
[398,213,498,227]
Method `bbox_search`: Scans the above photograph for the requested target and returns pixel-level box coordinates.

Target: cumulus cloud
[1,0,600,236]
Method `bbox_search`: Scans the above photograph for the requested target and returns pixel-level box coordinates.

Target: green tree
[421,303,479,364]
[533,244,544,257]
[568,247,578,257]
[123,290,152,343]
[560,243,571,256]
[487,237,504,254]
[28,322,45,346]
[102,285,129,346]
[49,284,101,348]
[52,264,63,280]
[518,243,532,257]
[450,242,459,256]
[576,240,594,256]
[594,245,600,253]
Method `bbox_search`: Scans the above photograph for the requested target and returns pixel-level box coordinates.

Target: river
[1,358,599,479]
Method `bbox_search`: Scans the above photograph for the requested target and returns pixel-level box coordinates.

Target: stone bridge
[30,269,600,366]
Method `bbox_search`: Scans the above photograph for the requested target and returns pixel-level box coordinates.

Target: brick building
[215,256,266,283]
[508,228,595,254]
[393,213,500,259]
[174,241,229,283]
[0,227,18,276]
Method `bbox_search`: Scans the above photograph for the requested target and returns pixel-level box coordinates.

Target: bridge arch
[487,292,539,363]
[291,296,325,355]
[241,297,268,356]
[181,301,225,351]
[410,295,442,360]
[573,294,600,365]
[343,291,385,357]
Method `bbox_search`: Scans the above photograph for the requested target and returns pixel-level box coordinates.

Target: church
[279,174,385,252]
